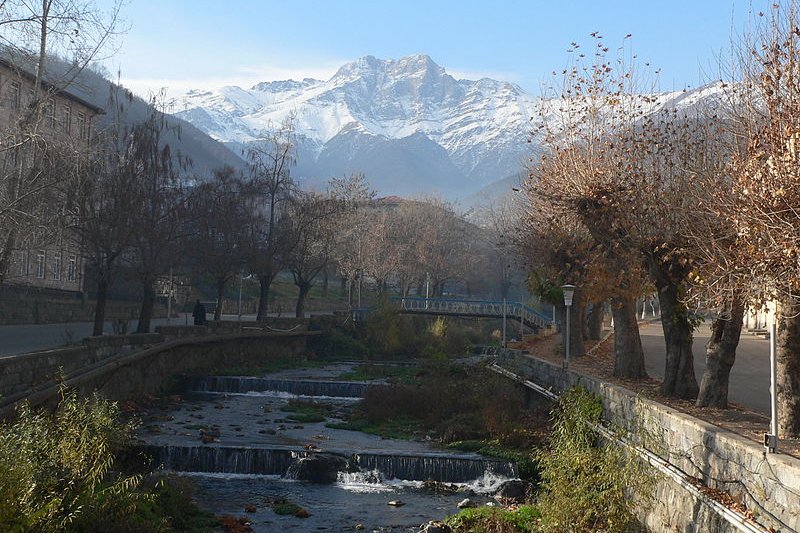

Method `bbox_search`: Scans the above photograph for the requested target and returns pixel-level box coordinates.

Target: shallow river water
[139,362,516,532]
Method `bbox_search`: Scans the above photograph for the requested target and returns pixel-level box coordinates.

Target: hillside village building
[0,57,103,294]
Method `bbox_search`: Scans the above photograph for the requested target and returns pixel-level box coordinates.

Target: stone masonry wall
[77,332,312,401]
[0,333,161,399]
[0,328,315,417]
[496,350,800,533]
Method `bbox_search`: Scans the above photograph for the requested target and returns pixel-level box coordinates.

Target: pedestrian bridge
[395,297,554,331]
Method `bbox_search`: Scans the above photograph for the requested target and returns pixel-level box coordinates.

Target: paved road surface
[639,321,771,414]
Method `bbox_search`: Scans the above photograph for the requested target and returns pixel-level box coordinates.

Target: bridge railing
[394,297,554,329]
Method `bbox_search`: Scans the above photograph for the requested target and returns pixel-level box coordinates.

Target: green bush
[313,327,369,359]
[536,387,653,533]
[0,389,142,532]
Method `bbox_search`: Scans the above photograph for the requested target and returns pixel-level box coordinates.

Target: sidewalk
[511,328,800,458]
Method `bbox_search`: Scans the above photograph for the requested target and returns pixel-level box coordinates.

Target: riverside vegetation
[0,311,654,532]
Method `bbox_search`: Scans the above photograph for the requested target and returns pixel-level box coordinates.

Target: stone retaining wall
[496,350,800,533]
[77,331,313,401]
[0,323,317,417]
[0,333,162,399]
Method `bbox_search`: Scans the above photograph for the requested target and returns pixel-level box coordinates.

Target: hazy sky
[102,0,771,98]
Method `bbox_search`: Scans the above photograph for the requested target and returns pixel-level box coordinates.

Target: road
[0,314,197,357]
[639,321,771,414]
[0,310,339,357]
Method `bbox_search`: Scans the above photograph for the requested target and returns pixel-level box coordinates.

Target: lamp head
[561,284,577,307]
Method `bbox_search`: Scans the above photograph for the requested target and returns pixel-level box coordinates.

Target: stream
[138,362,519,532]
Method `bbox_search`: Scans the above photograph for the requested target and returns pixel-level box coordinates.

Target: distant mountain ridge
[174,54,537,198]
[173,54,724,200]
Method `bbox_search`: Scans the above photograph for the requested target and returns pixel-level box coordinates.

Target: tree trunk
[696,297,745,408]
[568,290,585,357]
[587,302,604,341]
[295,282,311,318]
[0,229,17,305]
[611,295,647,379]
[257,275,272,322]
[777,298,800,437]
[656,280,699,399]
[214,277,225,321]
[93,274,109,336]
[136,278,155,333]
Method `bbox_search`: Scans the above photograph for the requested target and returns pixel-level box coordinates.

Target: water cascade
[182,376,377,398]
[146,444,515,483]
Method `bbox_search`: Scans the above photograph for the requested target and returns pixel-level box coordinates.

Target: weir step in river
[145,444,516,483]
[181,376,378,398]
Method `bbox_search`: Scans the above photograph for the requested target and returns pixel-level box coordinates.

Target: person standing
[192,299,207,326]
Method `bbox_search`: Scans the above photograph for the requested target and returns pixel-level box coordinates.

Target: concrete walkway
[639,321,771,414]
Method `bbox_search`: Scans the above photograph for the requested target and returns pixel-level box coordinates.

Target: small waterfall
[145,445,516,483]
[182,376,376,398]
[147,445,307,475]
[354,452,516,482]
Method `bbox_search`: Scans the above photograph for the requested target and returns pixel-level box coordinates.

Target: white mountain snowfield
[174,54,723,201]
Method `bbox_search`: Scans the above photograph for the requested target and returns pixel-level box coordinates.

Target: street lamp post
[238,267,244,322]
[561,284,577,371]
[766,319,779,453]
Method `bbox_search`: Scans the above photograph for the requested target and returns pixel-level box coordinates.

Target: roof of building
[0,55,105,115]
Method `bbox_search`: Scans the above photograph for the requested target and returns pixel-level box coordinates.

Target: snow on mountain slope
[174,54,723,199]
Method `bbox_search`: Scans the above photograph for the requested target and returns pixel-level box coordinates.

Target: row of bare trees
[327,189,511,304]
[515,2,800,436]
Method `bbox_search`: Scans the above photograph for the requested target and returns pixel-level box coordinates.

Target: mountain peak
[331,54,445,82]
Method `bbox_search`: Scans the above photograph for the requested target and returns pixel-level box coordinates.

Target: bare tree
[125,97,190,333]
[687,1,800,431]
[246,117,296,322]
[187,166,250,321]
[75,85,138,335]
[284,191,340,317]
[526,36,653,379]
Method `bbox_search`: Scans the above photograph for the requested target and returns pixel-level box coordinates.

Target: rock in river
[285,452,348,483]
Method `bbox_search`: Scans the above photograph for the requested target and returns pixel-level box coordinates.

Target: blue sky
[103,0,770,98]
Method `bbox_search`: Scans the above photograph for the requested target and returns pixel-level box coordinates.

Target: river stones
[418,520,453,533]
[493,479,532,503]
[457,498,476,508]
[285,452,348,483]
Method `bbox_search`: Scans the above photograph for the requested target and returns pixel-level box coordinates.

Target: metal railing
[395,297,554,330]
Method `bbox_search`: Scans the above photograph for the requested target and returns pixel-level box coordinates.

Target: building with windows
[0,56,103,294]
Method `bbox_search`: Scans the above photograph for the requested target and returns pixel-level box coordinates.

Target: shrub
[0,389,142,532]
[536,387,654,533]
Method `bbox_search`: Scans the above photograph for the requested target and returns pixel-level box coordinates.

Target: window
[18,251,28,276]
[52,250,62,280]
[62,105,71,133]
[76,112,86,140]
[67,255,77,282]
[36,250,46,279]
[8,81,20,109]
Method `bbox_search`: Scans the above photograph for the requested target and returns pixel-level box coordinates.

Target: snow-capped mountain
[175,54,538,198]
[174,54,724,199]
